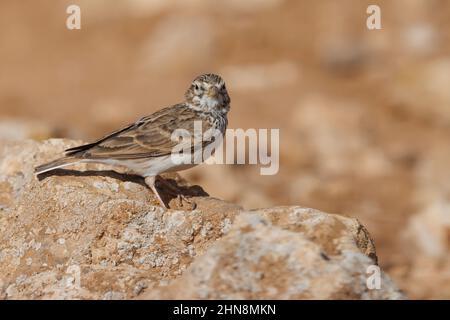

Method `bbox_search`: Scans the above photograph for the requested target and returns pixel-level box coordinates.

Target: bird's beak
[207,86,219,98]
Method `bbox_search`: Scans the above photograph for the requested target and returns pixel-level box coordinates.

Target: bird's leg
[155,175,197,210]
[144,176,168,209]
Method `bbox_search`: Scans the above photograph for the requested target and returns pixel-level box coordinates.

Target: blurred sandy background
[1,0,450,299]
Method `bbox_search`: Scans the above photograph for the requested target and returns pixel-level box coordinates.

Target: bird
[35,73,231,209]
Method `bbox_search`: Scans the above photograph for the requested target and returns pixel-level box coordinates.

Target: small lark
[35,73,231,209]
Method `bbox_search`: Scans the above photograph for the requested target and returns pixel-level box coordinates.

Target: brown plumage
[35,73,231,209]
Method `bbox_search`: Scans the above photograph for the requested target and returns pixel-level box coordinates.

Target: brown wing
[65,104,214,160]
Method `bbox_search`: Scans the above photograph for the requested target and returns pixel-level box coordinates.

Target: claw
[145,175,196,210]
[176,194,197,210]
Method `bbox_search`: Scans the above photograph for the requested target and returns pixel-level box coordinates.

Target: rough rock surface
[0,139,404,299]
[143,209,403,299]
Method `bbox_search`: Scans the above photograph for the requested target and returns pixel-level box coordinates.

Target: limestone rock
[142,208,402,299]
[0,139,241,299]
[0,139,403,299]
[0,119,56,141]
[398,200,450,299]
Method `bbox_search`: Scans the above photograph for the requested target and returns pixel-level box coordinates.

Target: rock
[142,208,402,299]
[0,139,403,299]
[406,201,450,258]
[138,15,214,72]
[221,61,299,91]
[0,119,56,141]
[401,24,437,56]
[397,200,450,299]
[292,95,393,177]
[390,59,450,126]
[389,145,450,299]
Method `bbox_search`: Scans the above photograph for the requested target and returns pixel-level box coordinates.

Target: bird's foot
[174,193,197,210]
[156,176,197,210]
[145,176,196,210]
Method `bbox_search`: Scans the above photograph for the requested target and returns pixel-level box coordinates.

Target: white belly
[88,155,198,177]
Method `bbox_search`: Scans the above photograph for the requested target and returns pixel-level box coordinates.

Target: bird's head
[185,73,230,114]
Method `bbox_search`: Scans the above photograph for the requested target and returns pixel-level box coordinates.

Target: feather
[61,104,218,160]
[34,157,79,174]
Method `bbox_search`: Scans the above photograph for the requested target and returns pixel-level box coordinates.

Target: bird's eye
[194,84,200,90]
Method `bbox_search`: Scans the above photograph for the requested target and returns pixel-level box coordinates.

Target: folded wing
[65,104,215,160]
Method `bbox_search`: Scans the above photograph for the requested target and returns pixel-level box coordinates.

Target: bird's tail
[34,157,80,175]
